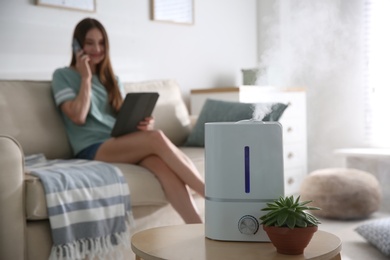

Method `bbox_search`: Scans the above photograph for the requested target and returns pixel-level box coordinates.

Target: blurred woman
[52,17,204,223]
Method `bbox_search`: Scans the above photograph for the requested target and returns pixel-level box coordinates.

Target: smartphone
[72,38,82,54]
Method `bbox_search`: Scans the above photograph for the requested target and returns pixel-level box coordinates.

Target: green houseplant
[260,195,321,255]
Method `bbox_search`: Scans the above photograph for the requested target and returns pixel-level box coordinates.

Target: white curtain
[365,0,390,147]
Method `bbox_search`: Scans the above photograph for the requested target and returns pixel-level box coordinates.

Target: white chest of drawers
[190,86,307,196]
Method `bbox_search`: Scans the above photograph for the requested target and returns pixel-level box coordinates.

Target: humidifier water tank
[204,121,284,242]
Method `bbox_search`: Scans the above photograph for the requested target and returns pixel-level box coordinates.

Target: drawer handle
[287,152,294,159]
[287,177,294,185]
[287,127,293,133]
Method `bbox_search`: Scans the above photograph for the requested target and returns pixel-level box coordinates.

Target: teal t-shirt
[51,67,124,156]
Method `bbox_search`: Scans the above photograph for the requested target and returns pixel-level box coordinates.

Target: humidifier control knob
[238,215,259,235]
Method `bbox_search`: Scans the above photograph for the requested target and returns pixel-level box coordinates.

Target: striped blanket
[25,154,133,260]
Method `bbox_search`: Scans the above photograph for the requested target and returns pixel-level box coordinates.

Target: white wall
[257,0,367,171]
[0,0,258,101]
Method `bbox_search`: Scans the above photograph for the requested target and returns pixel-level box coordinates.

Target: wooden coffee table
[131,224,342,260]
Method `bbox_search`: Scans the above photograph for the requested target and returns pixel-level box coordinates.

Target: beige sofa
[0,79,205,260]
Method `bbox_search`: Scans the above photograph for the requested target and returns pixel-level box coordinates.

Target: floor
[317,211,390,260]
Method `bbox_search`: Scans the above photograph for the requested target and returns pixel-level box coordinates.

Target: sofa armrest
[0,135,25,260]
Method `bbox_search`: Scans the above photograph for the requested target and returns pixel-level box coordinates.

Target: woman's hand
[75,50,92,80]
[137,117,155,131]
[61,50,93,125]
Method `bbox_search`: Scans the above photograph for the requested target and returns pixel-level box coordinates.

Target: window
[365,0,390,146]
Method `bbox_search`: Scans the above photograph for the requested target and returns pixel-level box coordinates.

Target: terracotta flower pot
[263,225,318,255]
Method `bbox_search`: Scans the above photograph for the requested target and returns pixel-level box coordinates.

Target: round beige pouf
[300,168,382,220]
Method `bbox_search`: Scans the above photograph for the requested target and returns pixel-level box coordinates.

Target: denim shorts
[75,142,103,160]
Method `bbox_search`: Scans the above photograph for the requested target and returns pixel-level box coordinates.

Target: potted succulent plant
[260,195,321,255]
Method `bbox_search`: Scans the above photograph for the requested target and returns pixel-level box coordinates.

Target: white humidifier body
[204,121,284,242]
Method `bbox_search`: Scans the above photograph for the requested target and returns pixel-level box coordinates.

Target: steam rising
[254,0,359,171]
[252,104,272,121]
[256,0,356,87]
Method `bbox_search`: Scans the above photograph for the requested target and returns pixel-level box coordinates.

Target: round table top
[131,224,342,260]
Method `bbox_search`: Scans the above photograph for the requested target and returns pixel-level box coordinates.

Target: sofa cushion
[25,147,204,220]
[355,217,390,257]
[25,164,167,220]
[0,80,72,159]
[123,79,191,146]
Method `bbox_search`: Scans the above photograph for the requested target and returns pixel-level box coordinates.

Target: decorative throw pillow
[355,217,390,257]
[184,99,288,147]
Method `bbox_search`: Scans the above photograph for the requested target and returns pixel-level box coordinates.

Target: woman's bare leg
[95,130,205,197]
[139,155,202,224]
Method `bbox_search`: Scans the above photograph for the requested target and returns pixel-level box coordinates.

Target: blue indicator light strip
[244,146,250,193]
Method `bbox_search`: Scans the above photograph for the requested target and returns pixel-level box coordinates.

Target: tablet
[111,92,160,137]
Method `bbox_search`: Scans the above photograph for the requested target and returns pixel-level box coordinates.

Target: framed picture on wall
[36,0,96,13]
[152,0,194,25]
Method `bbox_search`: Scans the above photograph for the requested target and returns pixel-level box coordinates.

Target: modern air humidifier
[204,120,284,242]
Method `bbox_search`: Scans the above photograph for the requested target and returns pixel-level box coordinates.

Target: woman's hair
[70,18,123,112]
